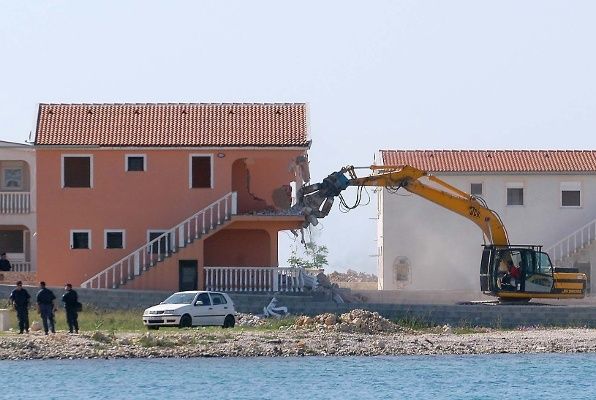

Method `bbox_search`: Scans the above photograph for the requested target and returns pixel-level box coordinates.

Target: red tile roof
[380,150,596,173]
[35,103,309,147]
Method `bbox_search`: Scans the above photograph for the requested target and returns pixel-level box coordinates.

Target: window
[0,230,24,253]
[195,292,211,306]
[126,155,146,172]
[210,293,227,305]
[506,182,524,206]
[147,230,171,254]
[537,252,553,275]
[561,182,581,207]
[62,155,92,188]
[105,230,125,249]
[507,188,524,205]
[470,183,483,196]
[1,167,23,190]
[190,155,212,188]
[70,230,91,249]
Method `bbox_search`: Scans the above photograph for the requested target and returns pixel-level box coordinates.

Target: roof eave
[33,144,310,151]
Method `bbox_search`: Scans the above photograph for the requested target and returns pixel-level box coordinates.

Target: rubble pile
[253,204,304,216]
[328,269,378,283]
[236,313,268,327]
[294,309,409,334]
[338,309,407,334]
[294,313,337,328]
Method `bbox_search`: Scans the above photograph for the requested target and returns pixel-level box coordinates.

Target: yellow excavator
[298,165,587,300]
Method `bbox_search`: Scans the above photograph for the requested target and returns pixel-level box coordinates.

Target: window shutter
[192,156,211,188]
[64,157,91,187]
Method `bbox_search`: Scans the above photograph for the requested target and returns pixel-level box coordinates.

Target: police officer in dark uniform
[9,281,30,333]
[36,281,56,335]
[0,253,11,271]
[61,283,79,334]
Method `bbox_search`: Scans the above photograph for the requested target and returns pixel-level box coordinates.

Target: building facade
[34,103,310,291]
[377,150,596,293]
[0,140,36,274]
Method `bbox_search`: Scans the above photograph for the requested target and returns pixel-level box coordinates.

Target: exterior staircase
[81,192,237,289]
[545,218,596,266]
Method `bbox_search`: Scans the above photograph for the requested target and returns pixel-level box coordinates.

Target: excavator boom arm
[299,165,509,246]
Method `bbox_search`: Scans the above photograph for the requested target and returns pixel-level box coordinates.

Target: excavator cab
[480,245,586,300]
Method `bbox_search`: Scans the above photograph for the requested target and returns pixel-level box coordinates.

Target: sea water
[1,354,595,400]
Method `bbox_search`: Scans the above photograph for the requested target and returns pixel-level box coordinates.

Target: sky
[2,1,596,274]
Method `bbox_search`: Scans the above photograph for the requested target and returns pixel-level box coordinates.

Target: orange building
[34,103,310,291]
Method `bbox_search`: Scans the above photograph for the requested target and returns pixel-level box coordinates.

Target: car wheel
[147,326,159,330]
[222,314,235,328]
[179,314,192,328]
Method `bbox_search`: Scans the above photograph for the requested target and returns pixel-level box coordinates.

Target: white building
[0,140,36,272]
[377,150,596,294]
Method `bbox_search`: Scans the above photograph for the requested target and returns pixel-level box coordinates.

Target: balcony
[0,192,31,214]
[204,266,318,292]
[11,261,32,272]
[0,266,36,286]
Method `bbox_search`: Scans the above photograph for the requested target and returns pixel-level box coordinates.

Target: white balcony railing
[81,192,237,289]
[10,262,32,272]
[0,192,31,214]
[204,266,306,292]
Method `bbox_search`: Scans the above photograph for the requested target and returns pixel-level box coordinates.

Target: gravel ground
[1,310,595,360]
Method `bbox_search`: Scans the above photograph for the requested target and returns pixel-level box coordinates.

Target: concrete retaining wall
[2,285,595,328]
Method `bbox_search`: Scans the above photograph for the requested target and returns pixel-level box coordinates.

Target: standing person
[36,281,56,335]
[9,281,30,334]
[0,252,11,271]
[61,283,79,334]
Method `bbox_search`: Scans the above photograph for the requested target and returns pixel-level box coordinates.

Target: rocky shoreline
[1,310,595,360]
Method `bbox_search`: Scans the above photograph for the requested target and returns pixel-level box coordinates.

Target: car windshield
[161,292,196,305]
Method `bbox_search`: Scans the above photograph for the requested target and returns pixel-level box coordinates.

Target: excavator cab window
[536,252,553,275]
[480,247,492,292]
[490,249,509,291]
[492,248,524,292]
[523,251,554,293]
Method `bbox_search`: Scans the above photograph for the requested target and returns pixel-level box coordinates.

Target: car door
[192,292,216,326]
[209,293,230,326]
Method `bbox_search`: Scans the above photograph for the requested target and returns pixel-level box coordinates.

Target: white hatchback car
[143,291,236,329]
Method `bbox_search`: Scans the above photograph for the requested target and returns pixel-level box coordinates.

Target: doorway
[179,260,198,291]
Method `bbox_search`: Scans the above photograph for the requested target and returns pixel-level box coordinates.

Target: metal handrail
[81,192,237,289]
[546,218,596,264]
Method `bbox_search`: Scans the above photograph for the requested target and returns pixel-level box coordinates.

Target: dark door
[179,260,198,291]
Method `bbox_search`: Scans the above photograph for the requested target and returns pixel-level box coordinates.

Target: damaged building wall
[232,153,308,213]
[232,159,268,213]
